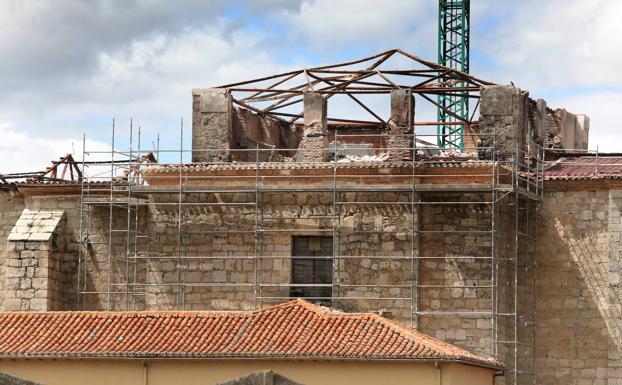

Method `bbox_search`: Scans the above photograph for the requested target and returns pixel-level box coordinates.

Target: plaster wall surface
[0,360,494,385]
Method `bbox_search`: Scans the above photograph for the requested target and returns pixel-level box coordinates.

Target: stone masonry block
[7,209,64,242]
[29,298,48,311]
[298,92,328,162]
[303,92,327,134]
[388,89,414,161]
[2,299,22,311]
[478,85,527,160]
[390,89,414,131]
[192,88,232,163]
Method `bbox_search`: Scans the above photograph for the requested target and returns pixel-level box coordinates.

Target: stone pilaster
[298,92,328,162]
[535,99,547,144]
[192,88,232,163]
[388,89,414,161]
[2,209,65,311]
[478,85,528,161]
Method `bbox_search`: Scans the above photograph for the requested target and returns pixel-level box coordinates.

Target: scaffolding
[75,49,542,385]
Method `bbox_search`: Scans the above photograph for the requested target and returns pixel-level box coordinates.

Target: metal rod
[106,118,115,311]
[124,118,133,310]
[76,133,86,309]
[176,118,183,309]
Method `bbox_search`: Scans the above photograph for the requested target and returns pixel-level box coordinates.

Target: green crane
[437,0,470,150]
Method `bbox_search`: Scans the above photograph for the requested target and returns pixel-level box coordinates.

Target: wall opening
[290,236,333,306]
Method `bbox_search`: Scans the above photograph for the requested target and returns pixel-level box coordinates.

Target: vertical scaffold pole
[77,133,86,309]
[107,119,115,311]
[176,118,184,309]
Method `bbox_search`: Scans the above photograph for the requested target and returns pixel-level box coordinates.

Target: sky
[0,0,621,173]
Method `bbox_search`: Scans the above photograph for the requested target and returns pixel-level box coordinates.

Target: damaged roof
[544,155,622,180]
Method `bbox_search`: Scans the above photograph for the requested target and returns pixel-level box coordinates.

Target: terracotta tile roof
[142,160,495,174]
[545,156,622,180]
[0,299,502,369]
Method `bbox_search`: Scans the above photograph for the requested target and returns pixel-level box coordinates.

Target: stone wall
[478,84,592,161]
[479,85,528,160]
[387,89,414,161]
[2,209,75,311]
[129,190,503,360]
[0,196,81,311]
[2,185,620,383]
[0,188,515,362]
[142,191,416,321]
[537,189,618,385]
[418,192,495,356]
[192,88,232,163]
[218,370,303,385]
[609,191,622,385]
[0,189,25,310]
[298,92,328,162]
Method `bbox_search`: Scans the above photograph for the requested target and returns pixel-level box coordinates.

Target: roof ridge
[250,298,322,315]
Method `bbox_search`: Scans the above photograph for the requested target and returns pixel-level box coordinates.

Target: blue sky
[0,0,620,173]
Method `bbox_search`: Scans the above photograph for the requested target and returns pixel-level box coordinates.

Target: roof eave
[0,354,504,371]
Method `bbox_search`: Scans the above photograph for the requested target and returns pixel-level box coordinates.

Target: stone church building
[0,49,618,385]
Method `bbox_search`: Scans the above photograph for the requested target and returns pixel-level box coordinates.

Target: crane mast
[437,0,470,150]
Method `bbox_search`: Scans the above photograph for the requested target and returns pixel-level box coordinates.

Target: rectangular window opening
[290,236,333,306]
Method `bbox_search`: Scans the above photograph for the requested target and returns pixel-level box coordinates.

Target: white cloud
[0,20,288,169]
[468,0,622,151]
[282,0,436,55]
[0,0,620,171]
[474,0,622,89]
[0,122,110,175]
[0,0,231,85]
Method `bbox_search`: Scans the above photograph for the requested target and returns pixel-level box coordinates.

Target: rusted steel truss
[216,48,494,127]
[0,154,84,183]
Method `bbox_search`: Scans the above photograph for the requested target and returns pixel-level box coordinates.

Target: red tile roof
[0,299,502,369]
[545,156,622,180]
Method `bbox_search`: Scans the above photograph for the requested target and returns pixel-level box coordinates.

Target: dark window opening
[290,236,333,306]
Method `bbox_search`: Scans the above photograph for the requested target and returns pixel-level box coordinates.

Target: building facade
[0,50,617,385]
